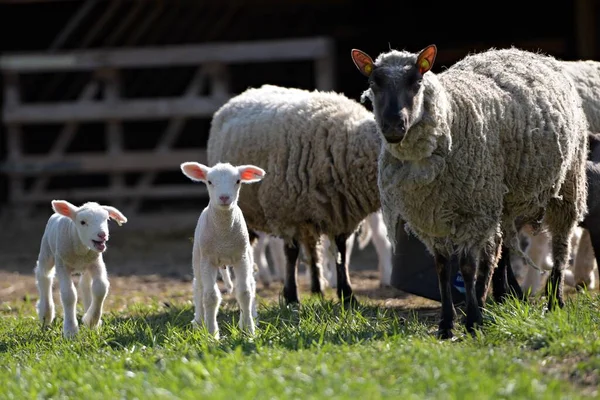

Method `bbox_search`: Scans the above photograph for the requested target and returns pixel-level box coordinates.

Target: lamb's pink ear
[416,44,437,75]
[238,165,265,183]
[351,49,375,77]
[51,200,78,220]
[102,205,128,226]
[180,162,210,183]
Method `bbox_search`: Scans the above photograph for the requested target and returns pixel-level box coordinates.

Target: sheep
[180,161,265,339]
[351,44,588,338]
[34,200,127,338]
[207,84,382,306]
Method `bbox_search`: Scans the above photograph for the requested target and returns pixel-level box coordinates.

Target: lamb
[180,161,265,338]
[34,200,127,338]
[351,45,588,338]
[207,84,382,306]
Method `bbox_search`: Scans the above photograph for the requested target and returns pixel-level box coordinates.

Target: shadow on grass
[100,295,440,352]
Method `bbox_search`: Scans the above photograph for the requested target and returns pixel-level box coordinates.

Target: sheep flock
[33,44,600,340]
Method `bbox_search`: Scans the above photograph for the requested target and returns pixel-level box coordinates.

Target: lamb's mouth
[92,240,107,251]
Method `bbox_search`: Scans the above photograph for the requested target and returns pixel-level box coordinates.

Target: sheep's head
[180,162,265,210]
[351,44,437,145]
[51,200,128,253]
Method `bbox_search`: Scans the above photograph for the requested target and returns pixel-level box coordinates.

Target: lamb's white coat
[181,161,264,339]
[34,200,127,338]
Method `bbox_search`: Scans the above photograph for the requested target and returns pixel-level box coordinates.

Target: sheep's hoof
[82,312,102,329]
[436,327,453,340]
[339,293,359,309]
[62,324,79,339]
[282,287,300,305]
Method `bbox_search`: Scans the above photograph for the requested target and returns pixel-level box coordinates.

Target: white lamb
[180,161,265,339]
[34,200,127,338]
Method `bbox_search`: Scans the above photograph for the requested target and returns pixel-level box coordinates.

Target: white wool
[181,161,264,339]
[34,200,127,338]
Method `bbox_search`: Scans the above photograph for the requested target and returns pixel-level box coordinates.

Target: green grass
[1,292,599,399]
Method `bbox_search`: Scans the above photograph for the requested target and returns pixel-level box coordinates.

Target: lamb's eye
[80,221,86,226]
[208,180,212,185]
[236,180,240,184]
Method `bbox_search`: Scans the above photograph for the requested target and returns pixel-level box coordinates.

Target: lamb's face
[73,206,111,252]
[206,164,243,210]
[351,46,437,145]
[180,162,266,211]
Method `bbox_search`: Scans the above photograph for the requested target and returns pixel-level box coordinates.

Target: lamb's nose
[219,195,230,203]
[98,232,107,240]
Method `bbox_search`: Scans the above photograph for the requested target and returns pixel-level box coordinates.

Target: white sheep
[207,84,382,306]
[351,45,588,338]
[180,161,265,339]
[34,200,127,338]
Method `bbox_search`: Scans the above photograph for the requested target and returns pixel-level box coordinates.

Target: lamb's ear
[238,165,266,183]
[51,200,78,220]
[102,205,128,226]
[416,44,437,75]
[180,162,210,183]
[351,49,375,77]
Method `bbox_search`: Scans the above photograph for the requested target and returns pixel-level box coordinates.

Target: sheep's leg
[545,230,572,310]
[55,264,79,338]
[191,244,205,327]
[200,265,221,339]
[460,250,483,335]
[334,234,358,307]
[35,252,55,327]
[219,266,234,294]
[82,261,109,330]
[233,254,256,335]
[505,252,525,300]
[283,240,300,304]
[476,237,500,307]
[79,270,93,314]
[434,252,455,339]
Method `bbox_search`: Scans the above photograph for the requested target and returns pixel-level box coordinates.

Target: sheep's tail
[356,220,372,250]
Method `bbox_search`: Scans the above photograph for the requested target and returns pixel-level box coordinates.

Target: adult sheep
[207,84,381,305]
[351,45,588,338]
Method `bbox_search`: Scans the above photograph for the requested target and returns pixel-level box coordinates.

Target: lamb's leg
[434,252,456,339]
[35,252,55,327]
[79,270,93,314]
[191,245,205,327]
[305,238,325,297]
[570,228,596,290]
[233,253,256,335]
[201,265,221,339]
[505,252,525,300]
[460,250,483,335]
[55,264,79,338]
[82,261,109,330]
[268,237,286,283]
[334,234,358,307]
[283,239,300,304]
[253,233,272,288]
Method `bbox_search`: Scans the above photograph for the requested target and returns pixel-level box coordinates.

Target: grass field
[1,289,599,399]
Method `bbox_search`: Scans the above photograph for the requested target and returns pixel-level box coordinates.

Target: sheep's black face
[369,67,423,143]
[351,45,437,145]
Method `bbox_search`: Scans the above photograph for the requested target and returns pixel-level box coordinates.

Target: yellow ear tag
[420,59,430,70]
[364,64,373,75]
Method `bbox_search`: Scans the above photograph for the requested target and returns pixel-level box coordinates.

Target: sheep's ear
[102,205,128,226]
[416,44,437,75]
[51,200,78,220]
[180,162,210,183]
[238,165,265,183]
[351,49,375,77]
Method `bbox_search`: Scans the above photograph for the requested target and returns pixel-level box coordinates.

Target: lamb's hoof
[63,324,79,339]
[282,287,300,305]
[82,312,102,329]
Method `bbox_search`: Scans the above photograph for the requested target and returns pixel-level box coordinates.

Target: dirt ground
[0,213,441,316]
